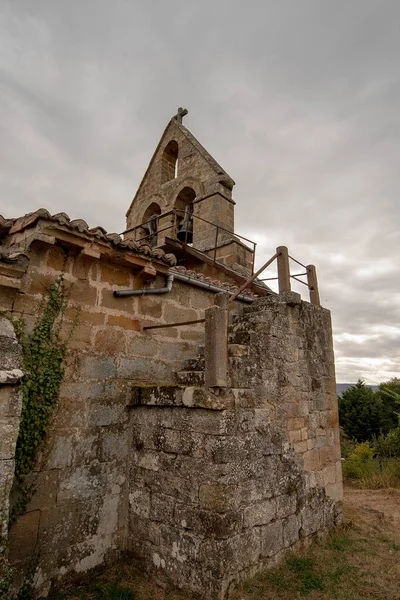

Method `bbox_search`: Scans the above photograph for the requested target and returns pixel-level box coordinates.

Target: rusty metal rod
[143,318,205,330]
[213,226,219,262]
[288,255,307,269]
[229,252,278,302]
[291,275,309,286]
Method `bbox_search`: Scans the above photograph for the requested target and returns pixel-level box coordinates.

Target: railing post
[204,292,228,387]
[213,226,219,262]
[173,210,177,240]
[307,264,320,305]
[277,246,291,293]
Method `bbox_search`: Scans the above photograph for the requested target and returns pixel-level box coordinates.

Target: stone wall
[0,231,342,599]
[3,239,214,595]
[126,293,342,599]
[0,317,23,539]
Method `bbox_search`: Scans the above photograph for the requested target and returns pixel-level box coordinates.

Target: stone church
[0,110,342,599]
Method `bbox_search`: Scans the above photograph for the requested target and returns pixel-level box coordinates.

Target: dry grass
[342,458,400,489]
[55,487,400,600]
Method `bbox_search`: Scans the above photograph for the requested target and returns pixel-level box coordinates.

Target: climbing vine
[0,526,14,599]
[11,277,74,521]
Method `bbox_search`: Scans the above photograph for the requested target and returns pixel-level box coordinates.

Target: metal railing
[122,209,257,274]
[229,246,320,305]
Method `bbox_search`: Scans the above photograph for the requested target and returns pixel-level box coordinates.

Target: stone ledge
[128,385,234,410]
[0,368,24,385]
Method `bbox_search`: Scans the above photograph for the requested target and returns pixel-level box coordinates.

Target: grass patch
[232,507,400,600]
[51,582,135,600]
[286,557,324,594]
[342,458,400,489]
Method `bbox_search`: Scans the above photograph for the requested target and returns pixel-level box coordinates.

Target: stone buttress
[126,292,343,599]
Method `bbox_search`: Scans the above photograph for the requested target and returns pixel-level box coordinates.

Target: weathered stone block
[282,514,300,547]
[9,510,41,562]
[260,521,283,558]
[95,329,127,354]
[88,400,127,427]
[276,493,297,519]
[149,492,175,523]
[117,357,171,383]
[174,504,243,539]
[26,470,60,511]
[98,263,131,287]
[69,280,98,305]
[243,498,276,528]
[77,355,116,379]
[199,484,237,513]
[129,489,151,518]
[57,464,107,504]
[0,386,21,418]
[107,314,140,331]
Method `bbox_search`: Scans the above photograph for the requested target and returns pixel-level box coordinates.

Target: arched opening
[140,202,162,247]
[161,140,178,184]
[174,187,196,243]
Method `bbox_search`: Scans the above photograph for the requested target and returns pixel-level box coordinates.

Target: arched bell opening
[140,202,162,247]
[174,187,196,244]
[161,140,178,184]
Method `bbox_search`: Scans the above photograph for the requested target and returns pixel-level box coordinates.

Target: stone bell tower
[125,109,254,275]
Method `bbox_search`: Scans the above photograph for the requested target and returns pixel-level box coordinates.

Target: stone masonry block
[0,386,22,418]
[77,355,116,379]
[276,493,297,519]
[9,510,41,562]
[150,492,175,523]
[95,329,127,354]
[199,484,237,513]
[69,280,98,305]
[57,464,107,504]
[108,314,140,331]
[88,401,127,427]
[117,356,171,383]
[243,498,276,528]
[174,503,243,539]
[66,308,106,326]
[283,514,300,547]
[129,489,151,518]
[0,418,21,459]
[98,263,131,287]
[260,520,283,558]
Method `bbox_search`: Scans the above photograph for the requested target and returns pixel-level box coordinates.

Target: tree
[378,377,400,432]
[338,380,385,442]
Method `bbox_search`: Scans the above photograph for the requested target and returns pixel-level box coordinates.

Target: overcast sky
[1,0,399,384]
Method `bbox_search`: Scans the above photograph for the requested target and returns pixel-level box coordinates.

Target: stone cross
[174,107,188,124]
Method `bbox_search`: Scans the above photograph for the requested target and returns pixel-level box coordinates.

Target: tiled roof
[0,208,177,266]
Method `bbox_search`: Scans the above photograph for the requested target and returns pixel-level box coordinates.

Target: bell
[177,220,193,244]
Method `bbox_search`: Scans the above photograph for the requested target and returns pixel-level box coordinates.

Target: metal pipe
[172,271,254,303]
[113,274,174,297]
[114,271,255,303]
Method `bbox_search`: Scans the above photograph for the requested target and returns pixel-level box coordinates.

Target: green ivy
[0,526,14,600]
[11,277,74,521]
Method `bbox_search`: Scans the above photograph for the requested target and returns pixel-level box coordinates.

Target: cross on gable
[174,107,188,124]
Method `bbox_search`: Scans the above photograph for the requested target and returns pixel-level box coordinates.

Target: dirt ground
[344,486,400,535]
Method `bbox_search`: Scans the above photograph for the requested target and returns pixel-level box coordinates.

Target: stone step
[176,370,205,386]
